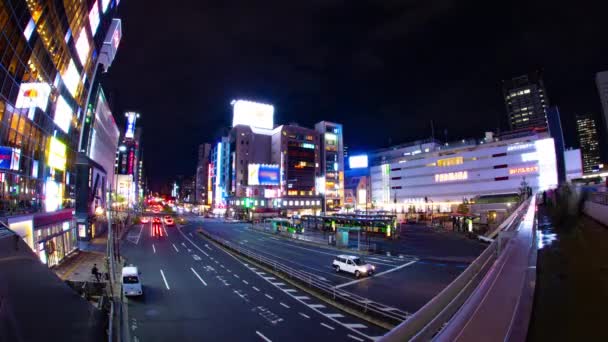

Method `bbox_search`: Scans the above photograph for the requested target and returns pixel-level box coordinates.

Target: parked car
[122,266,143,296]
[332,255,375,278]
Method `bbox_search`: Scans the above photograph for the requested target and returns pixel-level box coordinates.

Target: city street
[121,219,386,342]
[197,218,474,313]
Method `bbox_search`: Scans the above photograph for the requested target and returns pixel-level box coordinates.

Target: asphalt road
[199,218,476,313]
[121,220,386,342]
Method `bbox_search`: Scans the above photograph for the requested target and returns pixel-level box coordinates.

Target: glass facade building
[0,0,121,265]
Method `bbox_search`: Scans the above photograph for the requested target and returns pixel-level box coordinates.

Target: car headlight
[372,265,376,270]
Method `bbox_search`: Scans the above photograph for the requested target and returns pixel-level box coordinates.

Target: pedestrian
[92,263,100,282]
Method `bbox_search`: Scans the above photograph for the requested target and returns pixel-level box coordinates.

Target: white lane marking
[271,282,285,286]
[152,244,156,254]
[256,331,272,342]
[172,244,179,253]
[299,312,310,319]
[348,334,364,341]
[344,324,367,329]
[163,225,169,237]
[190,267,208,286]
[201,250,209,257]
[320,323,335,330]
[160,269,170,290]
[265,294,274,300]
[196,228,377,341]
[193,254,202,261]
[135,224,143,244]
[220,264,225,268]
[294,296,310,300]
[243,280,249,285]
[280,302,290,309]
[227,269,232,273]
[204,244,212,251]
[189,232,193,237]
[309,304,325,309]
[181,242,187,248]
[284,289,297,293]
[253,286,260,292]
[325,313,344,318]
[379,307,400,312]
[334,260,417,289]
[234,274,240,278]
[264,277,276,280]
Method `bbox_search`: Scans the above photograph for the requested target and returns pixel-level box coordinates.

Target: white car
[122,266,143,296]
[333,255,375,278]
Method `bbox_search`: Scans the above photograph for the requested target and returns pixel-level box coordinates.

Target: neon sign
[509,166,539,175]
[435,171,468,182]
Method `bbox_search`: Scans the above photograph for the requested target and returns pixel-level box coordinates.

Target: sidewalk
[54,233,109,283]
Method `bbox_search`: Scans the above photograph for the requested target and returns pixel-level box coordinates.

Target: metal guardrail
[379,196,533,341]
[200,229,409,325]
[590,191,608,205]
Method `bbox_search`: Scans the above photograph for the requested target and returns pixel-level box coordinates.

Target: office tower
[195,143,211,204]
[502,71,549,131]
[315,121,345,211]
[576,114,602,174]
[596,71,608,157]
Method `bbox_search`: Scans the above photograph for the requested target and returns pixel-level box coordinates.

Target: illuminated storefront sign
[232,100,274,129]
[349,155,368,169]
[509,166,539,175]
[507,143,533,152]
[75,28,90,66]
[434,171,468,182]
[301,143,315,149]
[89,0,100,35]
[437,156,463,167]
[44,179,63,212]
[215,142,223,204]
[248,164,279,185]
[54,95,73,133]
[264,189,279,198]
[48,137,67,171]
[15,82,51,111]
[125,112,139,138]
[62,59,80,97]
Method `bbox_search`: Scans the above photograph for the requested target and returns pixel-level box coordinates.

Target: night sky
[102,0,608,191]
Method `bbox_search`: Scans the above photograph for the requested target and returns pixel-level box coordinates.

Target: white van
[122,266,143,296]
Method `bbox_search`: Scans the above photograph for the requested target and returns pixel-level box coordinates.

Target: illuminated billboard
[48,137,67,171]
[349,155,368,169]
[102,0,110,12]
[54,95,73,133]
[125,112,139,139]
[0,146,20,170]
[44,179,63,212]
[232,100,274,129]
[62,59,80,97]
[15,82,51,111]
[89,1,100,35]
[248,164,279,185]
[75,27,90,66]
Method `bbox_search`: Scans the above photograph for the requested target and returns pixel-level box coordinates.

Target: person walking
[91,263,100,282]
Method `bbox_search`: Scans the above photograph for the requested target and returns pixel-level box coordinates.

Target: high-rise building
[0,1,122,266]
[115,113,143,208]
[576,114,602,174]
[503,71,549,131]
[595,71,608,156]
[195,143,211,204]
[315,121,345,211]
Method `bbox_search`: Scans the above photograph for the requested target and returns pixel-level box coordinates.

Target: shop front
[33,209,77,267]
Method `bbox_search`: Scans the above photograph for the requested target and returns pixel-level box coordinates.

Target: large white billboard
[232,100,274,129]
[15,82,51,112]
[125,112,139,139]
[349,155,368,169]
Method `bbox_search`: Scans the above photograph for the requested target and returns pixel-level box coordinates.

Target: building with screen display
[369,131,558,214]
[0,1,122,266]
[315,121,344,211]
